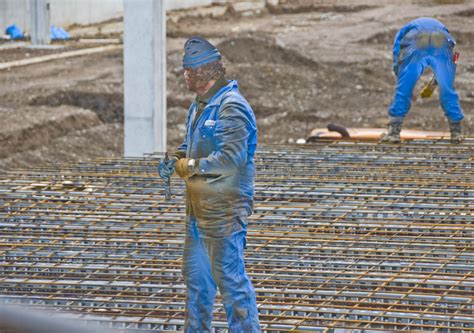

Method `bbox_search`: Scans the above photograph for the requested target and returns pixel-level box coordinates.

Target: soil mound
[30,91,123,124]
[219,36,318,68]
[0,106,100,159]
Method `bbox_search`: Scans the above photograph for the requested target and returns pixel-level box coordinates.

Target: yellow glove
[175,158,196,179]
[420,76,437,99]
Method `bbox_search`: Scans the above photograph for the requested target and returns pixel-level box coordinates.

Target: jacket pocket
[200,124,215,138]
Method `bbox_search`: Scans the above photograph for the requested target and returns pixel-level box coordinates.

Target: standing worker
[381,17,465,143]
[158,36,261,332]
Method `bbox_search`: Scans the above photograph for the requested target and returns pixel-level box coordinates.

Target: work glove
[158,157,177,180]
[420,82,436,98]
[175,158,196,179]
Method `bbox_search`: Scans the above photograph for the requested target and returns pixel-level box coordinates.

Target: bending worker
[158,36,261,332]
[381,17,464,143]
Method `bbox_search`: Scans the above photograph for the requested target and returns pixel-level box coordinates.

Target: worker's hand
[420,84,435,99]
[420,76,437,99]
[158,157,177,179]
[175,158,196,179]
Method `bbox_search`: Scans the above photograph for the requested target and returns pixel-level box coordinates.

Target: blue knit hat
[183,36,222,69]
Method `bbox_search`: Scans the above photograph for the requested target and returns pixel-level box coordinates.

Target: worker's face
[183,68,193,90]
[184,67,205,93]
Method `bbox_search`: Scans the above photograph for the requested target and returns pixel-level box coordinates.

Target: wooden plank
[308,127,450,141]
[0,44,122,70]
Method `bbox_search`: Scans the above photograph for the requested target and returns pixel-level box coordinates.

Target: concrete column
[30,0,50,45]
[124,0,166,157]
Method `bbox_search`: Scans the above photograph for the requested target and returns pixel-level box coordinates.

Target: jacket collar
[194,79,238,109]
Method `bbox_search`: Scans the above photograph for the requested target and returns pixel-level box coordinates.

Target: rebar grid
[1,140,473,332]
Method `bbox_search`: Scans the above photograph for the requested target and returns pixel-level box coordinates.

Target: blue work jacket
[178,80,258,237]
[392,17,455,75]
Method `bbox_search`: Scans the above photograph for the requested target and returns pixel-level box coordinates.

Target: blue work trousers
[182,219,261,332]
[389,46,464,122]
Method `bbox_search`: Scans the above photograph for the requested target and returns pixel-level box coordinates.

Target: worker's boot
[380,121,402,143]
[449,121,464,144]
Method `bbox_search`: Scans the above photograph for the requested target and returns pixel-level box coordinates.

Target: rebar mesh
[1,140,473,331]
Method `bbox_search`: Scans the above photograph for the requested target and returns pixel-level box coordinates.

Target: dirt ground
[1,1,473,170]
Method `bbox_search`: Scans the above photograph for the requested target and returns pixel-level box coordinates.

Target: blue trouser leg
[204,229,261,333]
[182,220,217,333]
[183,221,261,332]
[430,49,464,122]
[388,56,424,121]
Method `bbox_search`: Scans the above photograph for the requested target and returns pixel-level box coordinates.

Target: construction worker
[381,17,464,143]
[158,36,260,332]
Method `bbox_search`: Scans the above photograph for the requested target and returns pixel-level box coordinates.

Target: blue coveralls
[177,80,260,332]
[388,17,464,123]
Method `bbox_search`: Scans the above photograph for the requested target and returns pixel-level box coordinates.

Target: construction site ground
[1,2,474,331]
[1,1,474,170]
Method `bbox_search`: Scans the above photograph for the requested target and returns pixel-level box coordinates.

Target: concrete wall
[49,0,123,27]
[0,0,213,33]
[0,0,30,32]
[168,0,212,10]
